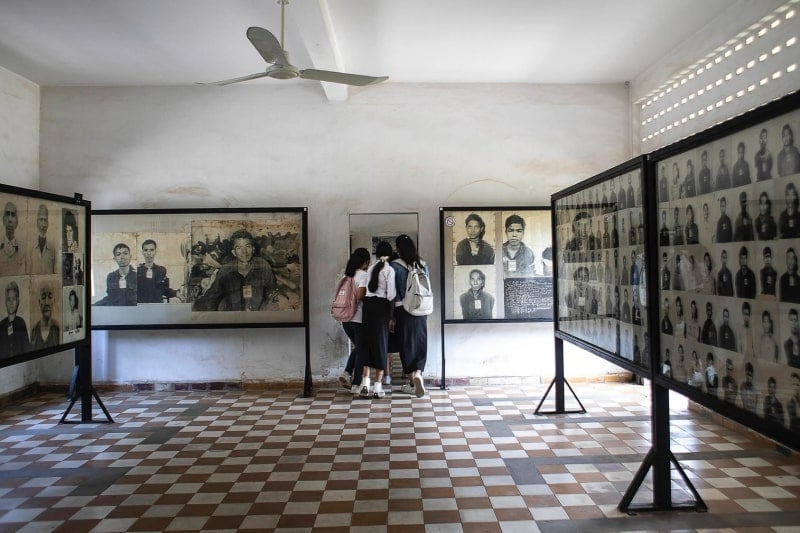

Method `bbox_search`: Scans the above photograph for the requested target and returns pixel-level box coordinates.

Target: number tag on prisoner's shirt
[508,260,517,272]
[578,296,586,307]
[119,277,126,289]
[146,269,153,279]
[474,300,481,310]
[243,285,253,299]
[7,325,13,336]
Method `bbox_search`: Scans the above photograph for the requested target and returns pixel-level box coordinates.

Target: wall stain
[165,185,212,196]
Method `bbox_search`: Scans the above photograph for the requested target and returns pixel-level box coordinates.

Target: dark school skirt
[361,296,391,370]
[395,306,428,374]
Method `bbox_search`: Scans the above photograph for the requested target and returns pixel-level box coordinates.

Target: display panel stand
[534,338,586,415]
[302,326,312,398]
[618,381,706,513]
[60,345,113,424]
[439,318,449,390]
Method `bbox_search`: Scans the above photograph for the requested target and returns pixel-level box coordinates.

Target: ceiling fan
[206,0,388,87]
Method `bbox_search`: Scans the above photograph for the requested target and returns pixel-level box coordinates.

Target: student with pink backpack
[332,248,370,392]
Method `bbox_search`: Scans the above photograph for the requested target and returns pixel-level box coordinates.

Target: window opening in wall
[639,0,800,151]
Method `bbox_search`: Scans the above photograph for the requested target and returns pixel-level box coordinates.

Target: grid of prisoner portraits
[555,169,650,370]
[448,210,553,321]
[0,193,86,361]
[657,108,800,434]
[91,217,302,313]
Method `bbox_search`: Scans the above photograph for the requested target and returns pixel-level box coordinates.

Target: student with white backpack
[390,235,432,398]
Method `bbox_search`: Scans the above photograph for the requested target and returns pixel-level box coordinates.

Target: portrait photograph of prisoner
[0,277,31,360]
[453,266,496,320]
[500,210,551,279]
[657,107,800,433]
[452,212,496,266]
[62,285,84,342]
[554,169,649,367]
[1,195,30,277]
[190,218,302,313]
[28,276,61,351]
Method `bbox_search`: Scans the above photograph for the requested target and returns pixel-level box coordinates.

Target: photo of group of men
[554,168,650,370]
[0,192,86,362]
[658,109,800,432]
[445,209,552,320]
[91,214,303,325]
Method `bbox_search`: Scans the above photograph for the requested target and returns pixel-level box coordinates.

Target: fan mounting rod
[278,0,289,49]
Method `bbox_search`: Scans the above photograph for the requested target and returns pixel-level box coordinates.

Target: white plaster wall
[0,66,38,186]
[0,66,56,397]
[38,83,630,386]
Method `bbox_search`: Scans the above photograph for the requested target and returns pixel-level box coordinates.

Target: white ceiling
[0,0,737,100]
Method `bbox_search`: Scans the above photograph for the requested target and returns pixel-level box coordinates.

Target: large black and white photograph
[553,160,651,373]
[91,209,306,328]
[441,207,552,322]
[656,99,800,439]
[0,186,89,368]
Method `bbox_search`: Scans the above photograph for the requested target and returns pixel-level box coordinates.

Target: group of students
[337,235,428,399]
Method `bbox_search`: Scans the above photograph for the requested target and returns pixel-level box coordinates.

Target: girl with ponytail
[390,234,430,398]
[358,241,396,399]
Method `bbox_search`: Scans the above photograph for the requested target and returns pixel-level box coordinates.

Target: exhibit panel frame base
[534,376,587,415]
[618,448,707,514]
[60,363,113,424]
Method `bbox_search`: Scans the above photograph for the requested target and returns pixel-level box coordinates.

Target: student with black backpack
[334,248,370,392]
[390,235,432,398]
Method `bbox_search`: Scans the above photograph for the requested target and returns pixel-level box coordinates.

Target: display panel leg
[439,321,448,390]
[302,326,313,398]
[618,382,705,513]
[534,338,586,415]
[60,346,113,424]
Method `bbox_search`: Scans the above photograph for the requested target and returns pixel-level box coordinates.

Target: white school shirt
[350,269,369,323]
[365,261,397,301]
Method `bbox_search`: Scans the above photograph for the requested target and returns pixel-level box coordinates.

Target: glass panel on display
[552,158,651,376]
[652,91,800,450]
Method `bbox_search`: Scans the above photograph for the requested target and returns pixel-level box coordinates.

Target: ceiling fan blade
[300,69,388,86]
[247,26,289,66]
[203,72,269,86]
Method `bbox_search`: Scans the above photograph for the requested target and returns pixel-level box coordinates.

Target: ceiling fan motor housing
[267,64,300,80]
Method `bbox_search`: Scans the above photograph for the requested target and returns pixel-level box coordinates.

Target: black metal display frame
[89,207,313,397]
[551,156,652,379]
[0,183,107,423]
[438,206,553,390]
[550,156,708,512]
[649,90,800,453]
[0,185,92,369]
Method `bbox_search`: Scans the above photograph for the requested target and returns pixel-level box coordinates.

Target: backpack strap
[394,258,410,270]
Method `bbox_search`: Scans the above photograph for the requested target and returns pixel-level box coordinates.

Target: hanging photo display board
[552,157,652,376]
[91,208,307,329]
[652,91,800,448]
[0,184,90,368]
[440,207,552,321]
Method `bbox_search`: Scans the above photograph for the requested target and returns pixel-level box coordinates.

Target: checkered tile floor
[0,382,798,532]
